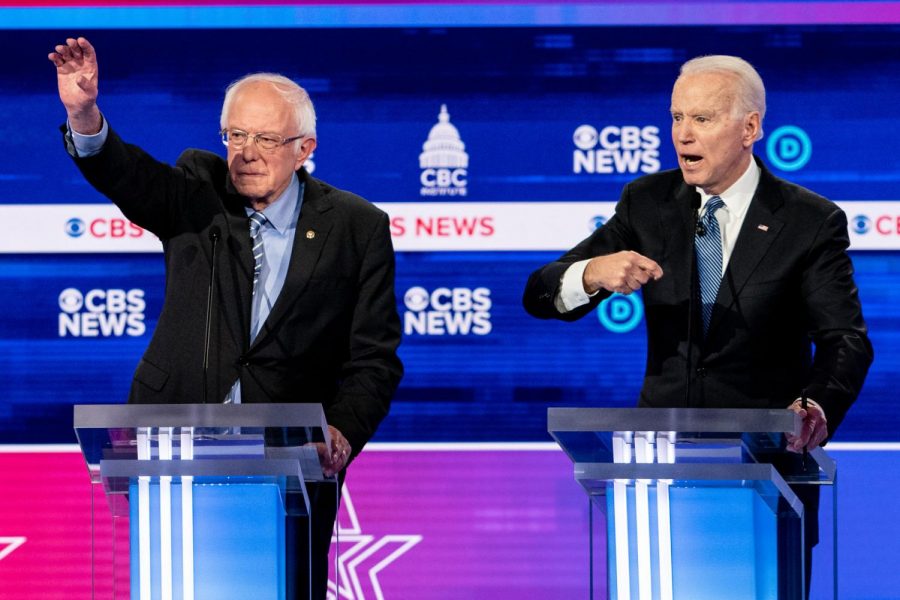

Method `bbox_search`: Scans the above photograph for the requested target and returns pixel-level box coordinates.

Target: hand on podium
[315,425,352,477]
[785,398,828,453]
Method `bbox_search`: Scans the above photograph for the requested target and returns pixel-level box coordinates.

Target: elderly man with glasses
[51,37,403,600]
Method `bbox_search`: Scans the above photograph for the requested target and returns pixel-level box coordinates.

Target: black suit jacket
[523,158,872,436]
[66,126,403,455]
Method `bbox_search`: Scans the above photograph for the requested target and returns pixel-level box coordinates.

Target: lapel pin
[757,224,769,232]
[306,230,316,239]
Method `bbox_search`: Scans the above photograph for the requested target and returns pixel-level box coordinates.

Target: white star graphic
[0,537,26,561]
[327,487,421,600]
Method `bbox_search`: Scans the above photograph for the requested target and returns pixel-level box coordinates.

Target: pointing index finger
[635,254,664,280]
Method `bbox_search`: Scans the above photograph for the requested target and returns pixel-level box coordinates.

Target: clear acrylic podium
[75,403,335,600]
[548,408,837,600]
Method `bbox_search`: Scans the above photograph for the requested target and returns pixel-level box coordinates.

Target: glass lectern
[548,407,836,600]
[75,403,335,600]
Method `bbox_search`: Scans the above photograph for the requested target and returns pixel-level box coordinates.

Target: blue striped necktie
[695,196,725,333]
[248,211,268,297]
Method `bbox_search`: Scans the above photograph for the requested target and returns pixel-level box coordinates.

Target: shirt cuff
[555,259,599,313]
[68,115,108,158]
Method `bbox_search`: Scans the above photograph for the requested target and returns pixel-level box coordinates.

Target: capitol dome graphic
[419,104,468,169]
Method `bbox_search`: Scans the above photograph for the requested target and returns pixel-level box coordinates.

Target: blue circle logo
[766,126,812,171]
[597,293,643,333]
[852,215,871,235]
[65,217,86,238]
[591,215,607,230]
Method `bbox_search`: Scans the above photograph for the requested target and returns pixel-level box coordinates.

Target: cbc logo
[66,216,144,239]
[766,126,812,171]
[403,286,491,336]
[852,215,871,235]
[596,293,643,334]
[573,124,660,175]
[58,287,146,337]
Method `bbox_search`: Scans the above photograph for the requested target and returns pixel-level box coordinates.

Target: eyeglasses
[220,129,303,151]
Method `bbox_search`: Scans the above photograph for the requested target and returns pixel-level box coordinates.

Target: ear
[294,137,318,171]
[743,112,761,147]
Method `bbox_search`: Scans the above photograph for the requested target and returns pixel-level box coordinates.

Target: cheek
[226,149,242,171]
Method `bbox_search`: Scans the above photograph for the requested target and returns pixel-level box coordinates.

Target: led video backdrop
[2,23,899,445]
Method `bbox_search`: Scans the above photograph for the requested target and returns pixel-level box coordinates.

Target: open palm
[48,37,101,131]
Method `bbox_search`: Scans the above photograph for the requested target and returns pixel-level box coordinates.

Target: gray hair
[220,73,317,139]
[679,55,766,140]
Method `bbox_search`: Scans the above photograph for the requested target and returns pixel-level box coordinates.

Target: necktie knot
[704,196,725,220]
[249,211,268,236]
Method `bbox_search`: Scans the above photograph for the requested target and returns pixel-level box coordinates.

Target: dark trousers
[286,478,342,600]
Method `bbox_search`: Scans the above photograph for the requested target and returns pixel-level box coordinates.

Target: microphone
[203,226,221,404]
[685,195,701,407]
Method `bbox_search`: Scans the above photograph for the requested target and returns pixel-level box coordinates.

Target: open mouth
[682,155,703,166]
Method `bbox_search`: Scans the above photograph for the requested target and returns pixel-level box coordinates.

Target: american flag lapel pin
[757,224,769,232]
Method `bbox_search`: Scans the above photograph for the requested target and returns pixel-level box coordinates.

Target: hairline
[676,55,766,140]
[220,73,317,141]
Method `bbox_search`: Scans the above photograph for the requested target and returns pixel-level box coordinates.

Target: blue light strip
[3,2,900,29]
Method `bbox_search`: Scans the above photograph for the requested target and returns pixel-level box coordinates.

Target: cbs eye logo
[852,215,871,235]
[65,218,86,238]
[58,288,85,312]
[404,287,430,312]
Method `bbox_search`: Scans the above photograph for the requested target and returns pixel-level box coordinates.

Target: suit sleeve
[326,212,403,456]
[63,124,199,240]
[799,207,874,436]
[522,183,638,321]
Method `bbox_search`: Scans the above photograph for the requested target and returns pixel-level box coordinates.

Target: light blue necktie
[248,211,268,340]
[695,196,725,333]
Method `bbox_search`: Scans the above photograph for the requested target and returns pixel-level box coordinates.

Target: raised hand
[48,37,102,134]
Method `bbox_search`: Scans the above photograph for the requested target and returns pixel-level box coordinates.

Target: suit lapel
[670,180,701,299]
[707,162,785,337]
[217,180,255,352]
[250,171,334,349]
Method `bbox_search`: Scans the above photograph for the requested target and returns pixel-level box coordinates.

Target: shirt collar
[697,158,760,214]
[245,173,302,234]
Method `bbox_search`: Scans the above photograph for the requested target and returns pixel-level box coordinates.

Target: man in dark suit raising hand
[50,36,402,600]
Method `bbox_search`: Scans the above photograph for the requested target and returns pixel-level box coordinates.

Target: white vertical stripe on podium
[180,428,195,600]
[158,427,173,600]
[634,432,655,600]
[137,428,152,600]
[656,431,676,600]
[612,432,633,600]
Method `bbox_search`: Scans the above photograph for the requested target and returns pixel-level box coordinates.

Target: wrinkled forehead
[671,71,739,114]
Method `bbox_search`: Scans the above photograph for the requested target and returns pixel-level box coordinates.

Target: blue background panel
[0,250,894,443]
[4,27,900,204]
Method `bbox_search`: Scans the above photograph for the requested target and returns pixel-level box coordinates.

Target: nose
[240,137,261,160]
[674,120,694,145]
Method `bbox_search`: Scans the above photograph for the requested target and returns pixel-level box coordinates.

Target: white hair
[220,73,317,139]
[679,55,766,140]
